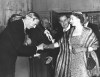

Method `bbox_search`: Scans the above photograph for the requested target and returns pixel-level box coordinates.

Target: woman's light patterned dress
[70,35,88,77]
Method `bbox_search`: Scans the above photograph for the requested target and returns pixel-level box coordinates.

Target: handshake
[24,35,50,51]
[36,43,48,51]
[37,42,59,51]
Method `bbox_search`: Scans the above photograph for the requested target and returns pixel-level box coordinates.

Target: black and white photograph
[0,0,100,77]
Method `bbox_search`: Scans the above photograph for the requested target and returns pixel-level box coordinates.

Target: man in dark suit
[0,12,44,77]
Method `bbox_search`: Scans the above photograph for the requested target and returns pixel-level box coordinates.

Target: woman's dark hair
[71,12,84,24]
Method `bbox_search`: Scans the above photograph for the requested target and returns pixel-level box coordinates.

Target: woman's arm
[44,42,60,49]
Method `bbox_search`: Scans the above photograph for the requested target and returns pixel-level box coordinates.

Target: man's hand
[37,43,44,51]
[43,44,48,49]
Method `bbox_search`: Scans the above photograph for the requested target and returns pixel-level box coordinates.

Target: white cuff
[54,42,59,47]
[88,47,93,51]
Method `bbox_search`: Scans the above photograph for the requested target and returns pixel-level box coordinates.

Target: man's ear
[26,15,31,19]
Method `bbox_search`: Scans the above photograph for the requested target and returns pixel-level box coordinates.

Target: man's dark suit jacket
[0,19,37,77]
[88,23,100,40]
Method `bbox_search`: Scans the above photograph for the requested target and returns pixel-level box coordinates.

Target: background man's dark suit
[0,19,37,77]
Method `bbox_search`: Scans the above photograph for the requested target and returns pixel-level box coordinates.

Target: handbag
[86,52,96,70]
